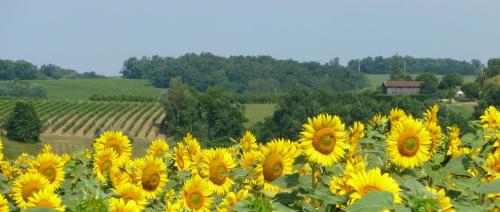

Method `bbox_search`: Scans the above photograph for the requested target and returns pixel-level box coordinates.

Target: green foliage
[27,78,162,100]
[0,81,46,98]
[0,59,103,80]
[348,55,481,75]
[461,82,481,99]
[252,88,449,141]
[345,191,394,212]
[415,73,439,95]
[160,78,246,146]
[121,53,369,92]
[5,101,43,143]
[390,55,412,81]
[473,88,500,118]
[476,58,500,86]
[89,94,156,102]
[439,72,464,89]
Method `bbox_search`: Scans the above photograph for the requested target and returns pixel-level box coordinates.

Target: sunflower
[329,156,365,195]
[12,172,53,208]
[173,143,192,172]
[29,152,65,189]
[0,138,3,161]
[217,189,249,212]
[425,121,444,155]
[146,139,170,158]
[347,168,401,204]
[483,151,500,181]
[0,161,16,181]
[240,131,258,153]
[41,144,52,154]
[348,122,365,156]
[93,148,118,184]
[446,126,469,158]
[165,200,185,212]
[300,114,348,167]
[369,113,388,125]
[253,138,300,194]
[182,175,213,212]
[109,183,147,210]
[387,116,431,168]
[135,156,168,199]
[164,188,176,205]
[184,133,201,160]
[94,131,132,165]
[108,198,141,212]
[426,187,454,212]
[240,151,258,172]
[0,194,8,212]
[201,148,236,195]
[25,189,65,212]
[110,168,132,188]
[423,104,439,124]
[389,108,406,123]
[480,106,500,131]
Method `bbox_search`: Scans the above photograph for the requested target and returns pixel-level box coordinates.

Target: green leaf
[401,179,428,194]
[473,179,500,194]
[273,202,296,212]
[443,156,469,176]
[345,191,394,212]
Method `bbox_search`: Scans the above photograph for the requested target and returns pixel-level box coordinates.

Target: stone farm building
[383,81,423,95]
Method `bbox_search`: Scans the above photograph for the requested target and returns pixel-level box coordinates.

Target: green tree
[5,102,43,143]
[160,77,204,140]
[160,78,247,146]
[439,73,464,89]
[461,82,481,99]
[476,58,500,86]
[199,87,246,145]
[390,55,411,81]
[415,73,438,95]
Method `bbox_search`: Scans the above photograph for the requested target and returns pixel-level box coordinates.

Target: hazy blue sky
[1,1,499,75]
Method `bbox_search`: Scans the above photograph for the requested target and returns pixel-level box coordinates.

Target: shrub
[5,101,43,142]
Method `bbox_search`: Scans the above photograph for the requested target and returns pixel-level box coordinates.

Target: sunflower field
[0,105,499,212]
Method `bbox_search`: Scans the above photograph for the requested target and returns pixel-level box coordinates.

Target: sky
[1,1,499,76]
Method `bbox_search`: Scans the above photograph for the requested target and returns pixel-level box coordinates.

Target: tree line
[121,53,369,93]
[0,59,104,80]
[347,55,481,75]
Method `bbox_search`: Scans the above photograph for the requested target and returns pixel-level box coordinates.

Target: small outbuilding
[383,81,423,95]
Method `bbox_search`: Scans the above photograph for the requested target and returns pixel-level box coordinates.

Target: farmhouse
[383,81,423,95]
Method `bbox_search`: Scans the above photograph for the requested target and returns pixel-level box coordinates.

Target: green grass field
[244,103,276,127]
[2,135,152,159]
[26,78,163,100]
[445,101,477,119]
[365,74,476,90]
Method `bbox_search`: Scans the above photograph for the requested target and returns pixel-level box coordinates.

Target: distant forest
[347,55,481,75]
[121,53,369,93]
[0,59,104,80]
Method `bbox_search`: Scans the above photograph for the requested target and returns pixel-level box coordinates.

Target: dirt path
[126,107,157,138]
[137,109,163,139]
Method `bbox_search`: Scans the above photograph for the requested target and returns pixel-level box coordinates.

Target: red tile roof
[383,81,423,87]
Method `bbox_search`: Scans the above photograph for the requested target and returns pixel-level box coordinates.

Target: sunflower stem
[310,162,317,189]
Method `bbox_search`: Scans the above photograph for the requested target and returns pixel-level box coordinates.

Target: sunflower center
[22,185,40,201]
[263,153,283,182]
[209,161,228,185]
[398,137,420,157]
[187,192,203,210]
[494,162,500,173]
[313,128,337,154]
[36,199,56,208]
[142,173,160,191]
[42,167,56,182]
[102,160,112,173]
[361,185,380,195]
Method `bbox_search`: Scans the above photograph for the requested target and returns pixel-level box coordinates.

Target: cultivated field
[0,98,165,140]
[26,78,163,100]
